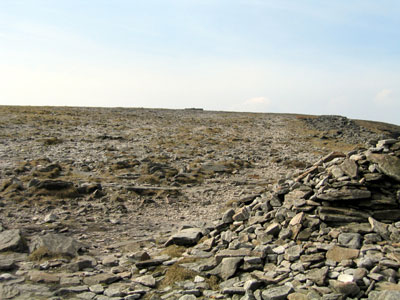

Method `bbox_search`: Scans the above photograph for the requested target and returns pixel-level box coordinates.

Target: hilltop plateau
[1,106,400,300]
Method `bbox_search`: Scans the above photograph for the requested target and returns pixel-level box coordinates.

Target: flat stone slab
[326,246,359,262]
[165,228,203,247]
[316,188,371,201]
[285,189,311,202]
[372,209,400,222]
[300,253,325,263]
[82,273,121,285]
[262,285,293,300]
[135,258,166,269]
[29,271,60,284]
[132,275,156,287]
[215,248,252,264]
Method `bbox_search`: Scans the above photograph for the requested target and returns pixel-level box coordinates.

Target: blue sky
[1,1,399,124]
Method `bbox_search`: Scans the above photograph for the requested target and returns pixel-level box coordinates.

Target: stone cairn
[164,138,400,300]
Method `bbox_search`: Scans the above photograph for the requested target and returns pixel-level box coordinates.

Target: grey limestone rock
[369,217,391,240]
[222,208,235,224]
[0,284,20,299]
[338,232,362,249]
[306,266,329,286]
[264,223,281,237]
[284,244,302,262]
[43,212,57,223]
[340,158,359,178]
[368,290,400,300]
[104,285,127,297]
[135,257,167,269]
[284,188,312,203]
[89,284,104,294]
[0,229,26,253]
[0,259,16,271]
[132,275,156,288]
[330,165,345,178]
[261,285,293,300]
[316,188,371,201]
[212,257,242,280]
[125,294,143,300]
[317,206,370,224]
[357,256,377,269]
[326,246,359,262]
[179,295,197,300]
[102,255,119,267]
[300,252,325,263]
[67,255,97,272]
[54,285,89,296]
[165,228,203,247]
[367,153,400,182]
[29,233,84,258]
[76,291,97,299]
[222,286,246,295]
[83,273,121,285]
[330,280,360,297]
[233,206,250,222]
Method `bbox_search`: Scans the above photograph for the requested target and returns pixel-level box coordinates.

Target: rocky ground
[0,106,400,300]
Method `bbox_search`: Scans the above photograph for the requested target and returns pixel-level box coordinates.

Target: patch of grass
[355,119,400,139]
[137,174,161,185]
[197,236,209,244]
[175,257,199,264]
[206,275,220,290]
[29,246,69,262]
[174,171,205,185]
[287,118,361,153]
[159,245,187,258]
[0,181,24,193]
[41,137,63,146]
[282,159,309,169]
[34,186,79,199]
[159,264,199,288]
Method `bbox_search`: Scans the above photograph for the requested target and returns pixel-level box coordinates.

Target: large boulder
[367,153,400,182]
[0,229,26,252]
[29,233,84,258]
